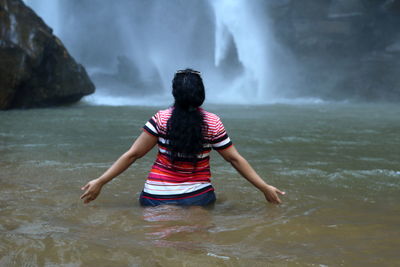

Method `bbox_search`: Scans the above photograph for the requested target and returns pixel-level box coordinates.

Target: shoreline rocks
[0,0,95,110]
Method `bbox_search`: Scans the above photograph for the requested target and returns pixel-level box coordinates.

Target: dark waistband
[141,185,214,200]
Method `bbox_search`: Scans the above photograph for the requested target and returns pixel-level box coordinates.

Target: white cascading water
[22,0,280,105]
[211,0,273,102]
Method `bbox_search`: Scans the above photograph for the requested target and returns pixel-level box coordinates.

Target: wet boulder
[0,0,95,110]
[268,0,400,101]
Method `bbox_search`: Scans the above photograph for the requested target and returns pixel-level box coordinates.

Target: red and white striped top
[142,107,232,196]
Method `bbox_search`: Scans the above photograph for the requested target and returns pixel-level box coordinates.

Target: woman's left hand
[262,185,285,204]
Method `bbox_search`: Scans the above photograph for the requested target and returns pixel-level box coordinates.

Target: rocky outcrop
[268,0,400,101]
[0,0,95,110]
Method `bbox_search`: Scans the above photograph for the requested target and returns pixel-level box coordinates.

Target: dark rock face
[0,0,95,110]
[269,0,400,101]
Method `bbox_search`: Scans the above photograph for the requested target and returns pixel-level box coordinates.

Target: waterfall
[22,0,280,105]
[211,0,274,102]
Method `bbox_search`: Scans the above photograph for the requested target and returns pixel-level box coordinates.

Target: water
[1,103,399,266]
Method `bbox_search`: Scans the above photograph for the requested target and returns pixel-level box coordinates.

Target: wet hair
[166,68,206,164]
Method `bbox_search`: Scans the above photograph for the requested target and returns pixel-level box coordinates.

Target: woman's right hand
[80,178,104,204]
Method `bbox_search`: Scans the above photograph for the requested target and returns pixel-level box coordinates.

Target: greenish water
[0,103,399,266]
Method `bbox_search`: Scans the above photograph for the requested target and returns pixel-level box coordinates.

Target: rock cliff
[0,0,94,110]
[269,0,400,101]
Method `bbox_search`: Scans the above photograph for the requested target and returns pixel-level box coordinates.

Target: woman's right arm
[217,145,285,204]
[80,131,157,204]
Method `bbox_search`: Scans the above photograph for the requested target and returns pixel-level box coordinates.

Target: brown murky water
[1,103,399,266]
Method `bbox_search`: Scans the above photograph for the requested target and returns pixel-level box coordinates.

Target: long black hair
[167,68,206,163]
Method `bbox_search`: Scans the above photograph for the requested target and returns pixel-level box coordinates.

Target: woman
[80,69,285,206]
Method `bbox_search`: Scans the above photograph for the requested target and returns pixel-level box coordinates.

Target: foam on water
[82,93,326,107]
[82,92,172,107]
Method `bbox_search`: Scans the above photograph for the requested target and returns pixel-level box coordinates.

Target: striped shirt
[142,107,232,197]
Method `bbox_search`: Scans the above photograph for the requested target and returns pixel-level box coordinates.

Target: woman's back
[142,107,232,196]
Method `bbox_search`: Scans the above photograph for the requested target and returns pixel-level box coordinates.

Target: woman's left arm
[80,131,157,204]
[217,145,285,204]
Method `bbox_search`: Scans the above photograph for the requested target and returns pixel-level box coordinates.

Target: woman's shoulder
[152,108,173,125]
[200,108,222,124]
[154,107,173,117]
